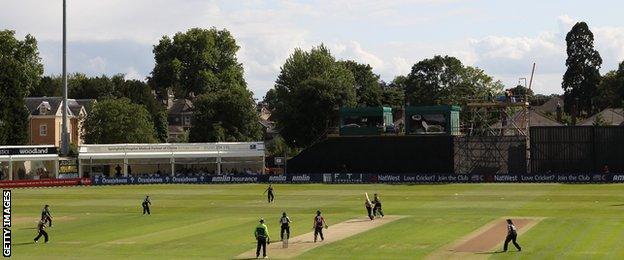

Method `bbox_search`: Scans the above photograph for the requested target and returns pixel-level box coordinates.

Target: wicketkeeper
[373,193,384,218]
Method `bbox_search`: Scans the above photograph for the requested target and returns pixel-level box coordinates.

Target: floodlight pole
[60,0,70,155]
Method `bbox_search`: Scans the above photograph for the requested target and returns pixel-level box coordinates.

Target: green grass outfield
[8,184,624,259]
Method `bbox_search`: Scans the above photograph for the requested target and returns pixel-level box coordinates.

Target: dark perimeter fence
[530,126,624,174]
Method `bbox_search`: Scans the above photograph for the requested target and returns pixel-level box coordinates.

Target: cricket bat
[365,192,371,204]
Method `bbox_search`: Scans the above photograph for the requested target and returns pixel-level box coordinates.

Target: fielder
[279,212,292,241]
[312,210,328,242]
[41,204,52,227]
[503,219,522,252]
[254,218,270,259]
[33,219,49,244]
[264,185,275,203]
[142,195,151,215]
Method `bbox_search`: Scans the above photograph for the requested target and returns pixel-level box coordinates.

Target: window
[184,116,191,126]
[39,124,48,136]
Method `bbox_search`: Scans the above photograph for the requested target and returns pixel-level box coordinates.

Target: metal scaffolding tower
[454,97,530,174]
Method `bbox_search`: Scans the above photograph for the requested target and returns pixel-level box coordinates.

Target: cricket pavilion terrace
[0,142,265,181]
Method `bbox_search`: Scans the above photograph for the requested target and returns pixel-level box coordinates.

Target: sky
[2,0,624,100]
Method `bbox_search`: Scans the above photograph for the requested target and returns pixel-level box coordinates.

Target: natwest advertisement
[0,178,91,188]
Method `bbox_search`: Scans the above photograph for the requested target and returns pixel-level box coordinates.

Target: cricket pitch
[236,215,405,259]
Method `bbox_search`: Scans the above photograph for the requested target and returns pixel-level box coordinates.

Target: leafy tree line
[264,47,505,148]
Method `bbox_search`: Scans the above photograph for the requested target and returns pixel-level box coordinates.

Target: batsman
[279,212,292,241]
[312,210,328,242]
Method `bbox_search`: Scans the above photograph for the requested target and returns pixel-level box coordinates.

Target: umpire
[142,195,151,215]
[503,219,522,252]
[254,218,270,258]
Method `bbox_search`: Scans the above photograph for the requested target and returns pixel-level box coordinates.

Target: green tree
[265,136,300,158]
[338,60,383,107]
[380,83,405,108]
[149,28,245,99]
[189,87,261,142]
[84,98,157,143]
[0,30,43,144]
[511,85,534,100]
[30,75,62,97]
[115,77,168,142]
[596,61,624,110]
[562,22,602,117]
[270,45,356,147]
[404,55,464,105]
[451,66,504,105]
[69,73,117,99]
[404,56,503,106]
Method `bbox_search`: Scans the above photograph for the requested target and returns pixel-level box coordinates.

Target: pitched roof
[490,109,563,131]
[25,97,63,115]
[168,99,193,114]
[535,96,564,113]
[25,97,95,117]
[578,108,624,126]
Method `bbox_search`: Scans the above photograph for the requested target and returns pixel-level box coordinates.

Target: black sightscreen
[287,136,454,174]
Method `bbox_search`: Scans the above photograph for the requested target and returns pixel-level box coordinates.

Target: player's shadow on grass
[345,219,374,223]
[609,204,624,207]
[475,251,506,255]
[12,242,35,246]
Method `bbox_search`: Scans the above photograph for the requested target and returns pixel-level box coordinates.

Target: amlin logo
[613,175,624,182]
[291,174,311,182]
[269,175,287,182]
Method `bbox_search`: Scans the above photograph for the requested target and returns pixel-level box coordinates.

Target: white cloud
[467,15,624,94]
[332,41,385,70]
[124,67,143,81]
[87,56,107,72]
